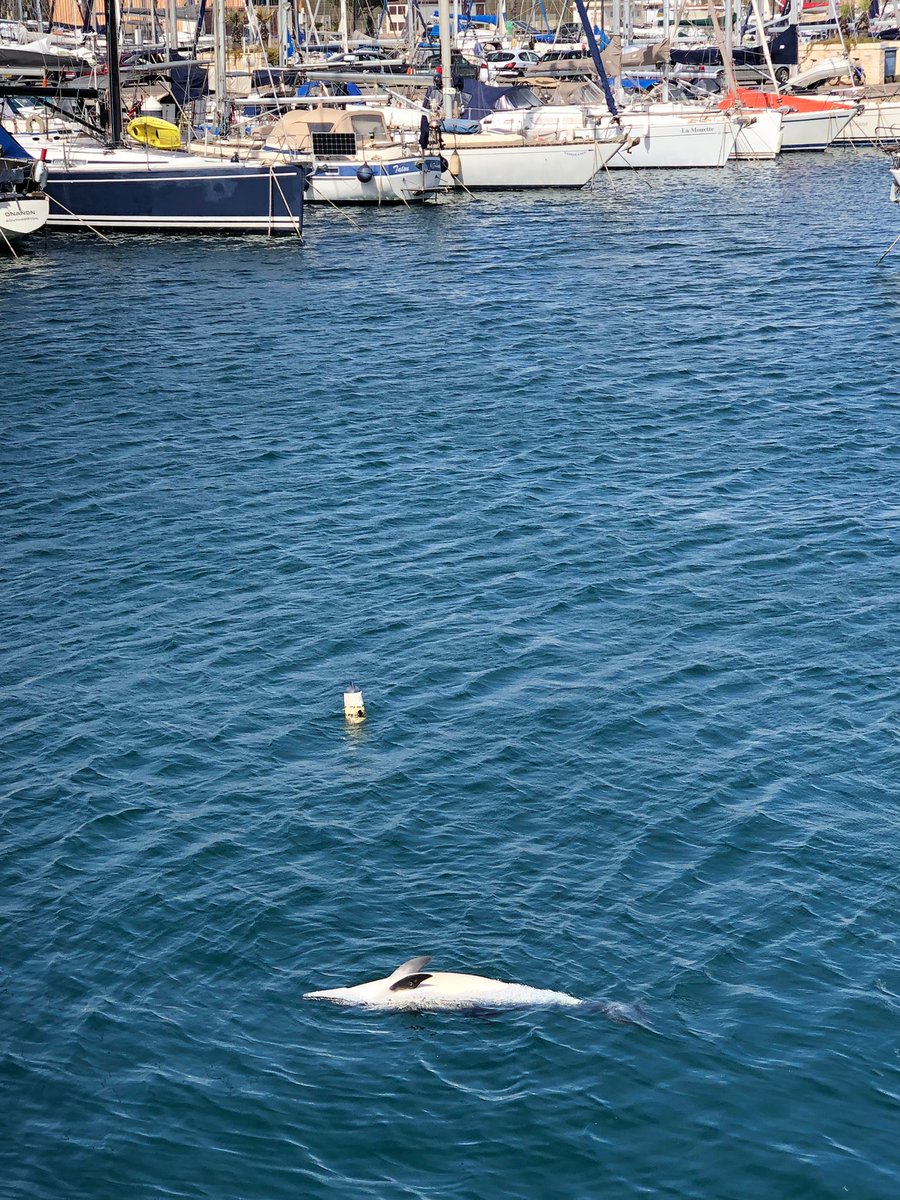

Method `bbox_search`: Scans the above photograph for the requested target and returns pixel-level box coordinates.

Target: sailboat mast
[166,0,177,54]
[213,0,228,129]
[406,0,415,63]
[749,0,777,85]
[438,0,454,116]
[105,0,123,145]
[706,0,737,91]
[662,0,670,100]
[725,0,733,61]
[573,0,619,115]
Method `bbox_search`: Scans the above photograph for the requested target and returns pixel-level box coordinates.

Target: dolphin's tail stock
[580,999,651,1027]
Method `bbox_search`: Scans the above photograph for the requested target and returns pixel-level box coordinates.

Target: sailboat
[781,33,900,148]
[425,0,626,187]
[474,84,739,171]
[703,0,784,160]
[4,0,306,234]
[568,1,744,168]
[714,0,857,151]
[248,96,445,204]
[0,142,49,247]
[720,86,857,150]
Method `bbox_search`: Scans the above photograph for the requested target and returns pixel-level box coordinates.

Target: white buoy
[343,686,366,724]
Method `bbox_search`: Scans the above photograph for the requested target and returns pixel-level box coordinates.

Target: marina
[3,0,900,234]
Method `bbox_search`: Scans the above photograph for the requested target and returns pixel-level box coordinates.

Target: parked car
[482,48,541,79]
[416,48,480,78]
[524,47,595,78]
[325,49,397,70]
[669,43,792,86]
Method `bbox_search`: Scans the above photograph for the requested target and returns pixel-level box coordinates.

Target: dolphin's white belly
[302,956,584,1011]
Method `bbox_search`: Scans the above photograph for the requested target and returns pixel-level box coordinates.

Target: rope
[309,178,363,227]
[269,166,304,239]
[440,145,479,201]
[599,123,652,187]
[0,223,20,258]
[877,230,900,265]
[46,194,112,240]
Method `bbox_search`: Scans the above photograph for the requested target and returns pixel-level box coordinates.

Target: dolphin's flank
[303,955,584,1012]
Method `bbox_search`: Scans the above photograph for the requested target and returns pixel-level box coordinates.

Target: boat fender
[357,164,374,182]
[439,155,449,173]
[448,150,461,177]
[33,159,49,188]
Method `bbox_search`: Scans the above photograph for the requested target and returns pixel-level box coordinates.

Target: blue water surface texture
[2,150,900,1200]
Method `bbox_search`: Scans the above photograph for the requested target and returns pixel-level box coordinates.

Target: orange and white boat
[719,86,858,150]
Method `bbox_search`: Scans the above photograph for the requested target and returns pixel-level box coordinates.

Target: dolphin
[302,955,584,1012]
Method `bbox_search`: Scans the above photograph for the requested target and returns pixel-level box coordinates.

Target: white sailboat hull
[780,107,855,151]
[607,109,736,169]
[440,137,620,188]
[730,109,784,160]
[305,162,442,203]
[830,98,900,147]
[0,192,49,241]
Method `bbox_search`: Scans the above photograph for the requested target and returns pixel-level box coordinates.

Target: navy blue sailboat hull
[44,160,306,234]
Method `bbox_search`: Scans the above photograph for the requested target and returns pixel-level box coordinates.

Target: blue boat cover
[295,80,363,97]
[0,123,31,159]
[460,81,540,121]
[168,64,208,106]
[441,117,481,133]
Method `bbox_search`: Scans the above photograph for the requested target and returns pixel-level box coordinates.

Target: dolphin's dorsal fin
[389,972,433,992]
[387,955,432,983]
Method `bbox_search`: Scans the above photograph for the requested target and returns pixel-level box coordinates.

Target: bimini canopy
[460,81,541,121]
[265,106,391,155]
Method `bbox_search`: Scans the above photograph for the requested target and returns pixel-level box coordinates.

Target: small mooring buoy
[343,686,366,724]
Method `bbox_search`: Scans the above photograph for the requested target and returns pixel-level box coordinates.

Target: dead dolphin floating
[302,955,585,1012]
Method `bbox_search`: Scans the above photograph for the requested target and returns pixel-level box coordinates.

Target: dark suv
[669,27,798,87]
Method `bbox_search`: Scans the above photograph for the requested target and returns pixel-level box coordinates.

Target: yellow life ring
[126,116,182,151]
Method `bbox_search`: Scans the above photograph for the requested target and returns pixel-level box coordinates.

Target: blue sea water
[2,151,900,1200]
